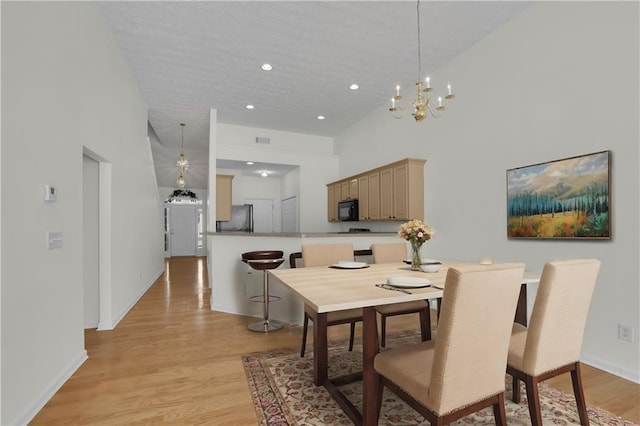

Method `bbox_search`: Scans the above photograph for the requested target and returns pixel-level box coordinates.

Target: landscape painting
[507,151,610,239]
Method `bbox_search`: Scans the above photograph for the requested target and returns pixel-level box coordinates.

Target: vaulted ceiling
[99,1,530,190]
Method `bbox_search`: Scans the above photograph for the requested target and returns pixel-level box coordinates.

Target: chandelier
[389,0,455,121]
[176,123,189,188]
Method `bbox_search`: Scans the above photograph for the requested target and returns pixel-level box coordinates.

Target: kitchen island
[206,232,400,325]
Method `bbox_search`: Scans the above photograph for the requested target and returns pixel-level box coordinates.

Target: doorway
[170,204,197,256]
[82,147,113,330]
[83,154,100,328]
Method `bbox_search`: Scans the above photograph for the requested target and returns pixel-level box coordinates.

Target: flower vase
[410,242,423,271]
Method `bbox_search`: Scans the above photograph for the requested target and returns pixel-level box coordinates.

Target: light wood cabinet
[368,172,380,220]
[340,181,349,201]
[357,175,369,221]
[349,179,358,199]
[379,167,394,219]
[327,158,425,222]
[327,182,342,222]
[216,174,234,221]
[358,172,380,221]
[327,184,337,222]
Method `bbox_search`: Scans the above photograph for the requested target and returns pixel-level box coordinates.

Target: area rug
[242,332,636,426]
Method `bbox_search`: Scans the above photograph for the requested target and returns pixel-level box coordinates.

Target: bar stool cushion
[242,251,285,270]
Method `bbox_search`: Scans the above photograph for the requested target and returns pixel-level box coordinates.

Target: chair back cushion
[522,258,601,375]
[371,242,407,264]
[301,243,354,267]
[428,263,525,415]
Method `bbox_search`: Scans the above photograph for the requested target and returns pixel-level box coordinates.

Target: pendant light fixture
[389,0,455,121]
[176,123,189,188]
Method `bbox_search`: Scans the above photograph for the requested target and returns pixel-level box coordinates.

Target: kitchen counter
[206,232,401,324]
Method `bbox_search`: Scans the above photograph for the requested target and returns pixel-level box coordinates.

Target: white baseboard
[582,354,640,384]
[15,350,88,426]
[107,267,164,330]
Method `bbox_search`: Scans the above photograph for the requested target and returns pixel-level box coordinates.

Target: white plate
[387,276,431,288]
[330,261,369,269]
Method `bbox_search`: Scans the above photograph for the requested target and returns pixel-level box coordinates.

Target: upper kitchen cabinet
[327,158,425,222]
[216,174,234,221]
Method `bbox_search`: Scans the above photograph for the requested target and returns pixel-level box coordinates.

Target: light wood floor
[32,257,639,425]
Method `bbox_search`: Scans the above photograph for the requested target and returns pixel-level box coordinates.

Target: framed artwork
[507,151,611,240]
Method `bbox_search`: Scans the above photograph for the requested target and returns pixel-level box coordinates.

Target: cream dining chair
[298,243,363,358]
[371,242,432,347]
[374,263,526,425]
[507,258,601,426]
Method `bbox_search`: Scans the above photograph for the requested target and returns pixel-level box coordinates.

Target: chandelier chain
[417,0,421,81]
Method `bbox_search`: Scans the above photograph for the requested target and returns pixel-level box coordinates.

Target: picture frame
[507,150,611,240]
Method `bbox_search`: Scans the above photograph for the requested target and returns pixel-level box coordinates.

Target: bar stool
[241,250,285,332]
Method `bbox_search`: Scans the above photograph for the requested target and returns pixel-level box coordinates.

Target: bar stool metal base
[248,319,284,332]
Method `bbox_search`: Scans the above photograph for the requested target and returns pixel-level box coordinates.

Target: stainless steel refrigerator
[216,204,254,232]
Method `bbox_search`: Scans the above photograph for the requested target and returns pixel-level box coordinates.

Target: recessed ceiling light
[246,104,255,110]
[246,161,254,165]
[349,84,359,90]
[317,115,326,120]
[260,171,268,177]
[261,64,273,71]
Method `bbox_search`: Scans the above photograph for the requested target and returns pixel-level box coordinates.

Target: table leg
[313,312,328,386]
[362,306,379,426]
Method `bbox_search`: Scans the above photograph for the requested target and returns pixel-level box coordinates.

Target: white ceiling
[99,1,530,190]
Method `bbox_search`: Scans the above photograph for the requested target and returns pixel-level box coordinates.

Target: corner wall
[1,3,165,423]
[335,2,639,381]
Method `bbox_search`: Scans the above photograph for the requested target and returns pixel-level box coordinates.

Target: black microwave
[338,199,359,221]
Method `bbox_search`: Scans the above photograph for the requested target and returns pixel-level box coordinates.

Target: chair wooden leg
[348,321,356,351]
[512,375,521,403]
[571,362,590,425]
[375,373,384,420]
[436,297,442,322]
[492,393,507,426]
[300,313,309,357]
[524,375,543,426]
[380,315,387,348]
[419,307,432,341]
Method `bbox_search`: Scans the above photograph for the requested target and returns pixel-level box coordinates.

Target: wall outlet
[618,324,633,342]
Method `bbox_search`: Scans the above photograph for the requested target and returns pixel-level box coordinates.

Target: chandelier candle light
[390,0,455,121]
[398,219,435,271]
[176,123,189,188]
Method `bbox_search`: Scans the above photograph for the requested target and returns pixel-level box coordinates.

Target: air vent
[255,137,271,145]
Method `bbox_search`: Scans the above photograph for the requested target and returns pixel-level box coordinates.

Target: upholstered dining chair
[298,243,363,358]
[507,258,601,426]
[374,263,526,425]
[371,242,432,347]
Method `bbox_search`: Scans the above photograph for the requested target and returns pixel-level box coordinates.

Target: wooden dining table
[268,261,539,426]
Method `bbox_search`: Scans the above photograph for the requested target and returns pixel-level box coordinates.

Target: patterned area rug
[242,332,636,426]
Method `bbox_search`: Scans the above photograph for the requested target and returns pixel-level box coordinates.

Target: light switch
[48,231,63,249]
[44,185,57,202]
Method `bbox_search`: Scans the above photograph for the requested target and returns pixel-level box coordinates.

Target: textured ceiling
[99,1,530,190]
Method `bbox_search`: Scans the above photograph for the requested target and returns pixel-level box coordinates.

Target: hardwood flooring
[31,257,639,425]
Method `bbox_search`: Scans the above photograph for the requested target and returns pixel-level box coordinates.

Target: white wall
[335,2,639,382]
[2,3,166,424]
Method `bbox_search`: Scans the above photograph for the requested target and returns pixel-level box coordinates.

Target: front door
[170,205,197,256]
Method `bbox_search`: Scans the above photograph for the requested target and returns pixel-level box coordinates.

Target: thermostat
[44,185,57,202]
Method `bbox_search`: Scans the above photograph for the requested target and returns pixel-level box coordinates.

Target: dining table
[268,261,539,426]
